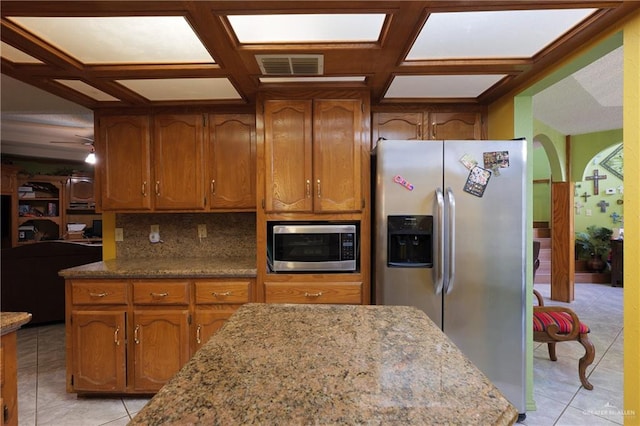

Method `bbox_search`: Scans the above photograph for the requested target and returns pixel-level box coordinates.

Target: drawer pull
[134,325,140,344]
[114,326,120,346]
[89,292,108,298]
[150,292,169,298]
[304,291,323,298]
[212,291,231,297]
[196,325,202,344]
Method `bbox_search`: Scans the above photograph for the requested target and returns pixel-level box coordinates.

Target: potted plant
[575,225,613,272]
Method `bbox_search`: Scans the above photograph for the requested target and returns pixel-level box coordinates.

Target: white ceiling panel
[8,16,214,64]
[1,42,42,63]
[55,80,119,102]
[116,78,241,101]
[259,76,366,83]
[573,46,623,107]
[407,9,596,59]
[228,14,385,43]
[385,74,506,98]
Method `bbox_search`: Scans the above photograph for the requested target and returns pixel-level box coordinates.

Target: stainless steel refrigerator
[373,139,527,416]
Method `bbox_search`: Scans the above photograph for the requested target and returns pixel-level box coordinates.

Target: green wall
[573,141,624,235]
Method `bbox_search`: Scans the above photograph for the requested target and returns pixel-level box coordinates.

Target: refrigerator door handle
[434,188,445,294]
[445,187,456,294]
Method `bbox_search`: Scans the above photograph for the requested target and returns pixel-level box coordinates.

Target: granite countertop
[58,257,257,279]
[129,303,518,425]
[1,312,32,335]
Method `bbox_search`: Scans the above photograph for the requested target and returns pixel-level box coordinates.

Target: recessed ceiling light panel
[116,78,241,101]
[228,14,385,43]
[55,80,119,101]
[385,75,506,99]
[1,42,42,63]
[8,16,214,64]
[407,9,596,59]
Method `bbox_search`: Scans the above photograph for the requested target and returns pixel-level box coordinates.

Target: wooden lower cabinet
[1,332,19,426]
[132,309,190,392]
[264,281,362,304]
[193,279,251,351]
[66,277,254,395]
[71,311,126,392]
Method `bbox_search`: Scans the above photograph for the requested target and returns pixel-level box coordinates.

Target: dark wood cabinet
[610,239,623,287]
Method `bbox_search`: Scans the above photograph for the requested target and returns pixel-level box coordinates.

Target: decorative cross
[610,212,622,224]
[597,199,610,212]
[574,200,584,215]
[585,169,607,195]
[581,192,591,202]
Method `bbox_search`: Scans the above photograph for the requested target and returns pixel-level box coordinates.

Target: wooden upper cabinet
[429,112,483,140]
[264,98,363,213]
[207,114,256,210]
[153,114,206,210]
[313,99,362,212]
[372,112,423,143]
[98,115,152,210]
[264,100,313,212]
[372,111,484,144]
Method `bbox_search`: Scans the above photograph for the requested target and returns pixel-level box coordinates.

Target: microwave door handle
[434,188,445,294]
[444,187,456,294]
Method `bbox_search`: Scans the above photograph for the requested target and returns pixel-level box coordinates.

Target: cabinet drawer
[265,282,362,304]
[195,280,251,304]
[133,281,189,305]
[71,281,128,305]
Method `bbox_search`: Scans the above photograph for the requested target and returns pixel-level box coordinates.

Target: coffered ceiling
[0,1,636,160]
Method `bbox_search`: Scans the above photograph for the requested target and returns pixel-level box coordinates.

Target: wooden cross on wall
[585,169,607,195]
[581,192,591,202]
[597,199,610,212]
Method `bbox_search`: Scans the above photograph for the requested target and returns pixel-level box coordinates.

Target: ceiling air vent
[256,54,324,75]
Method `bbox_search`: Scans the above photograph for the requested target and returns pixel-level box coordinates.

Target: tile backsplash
[116,212,256,259]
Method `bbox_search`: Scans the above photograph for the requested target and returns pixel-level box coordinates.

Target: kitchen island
[129,303,518,425]
[1,312,33,426]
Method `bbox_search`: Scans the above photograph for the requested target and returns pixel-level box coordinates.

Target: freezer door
[442,139,527,413]
[374,140,444,327]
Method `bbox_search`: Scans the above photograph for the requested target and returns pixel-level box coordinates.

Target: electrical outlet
[114,228,124,242]
[151,224,160,233]
[198,224,207,238]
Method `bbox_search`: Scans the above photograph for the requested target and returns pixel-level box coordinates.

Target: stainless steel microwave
[271,224,357,272]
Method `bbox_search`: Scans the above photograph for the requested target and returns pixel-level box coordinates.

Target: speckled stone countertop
[1,312,32,335]
[58,257,256,279]
[129,303,517,426]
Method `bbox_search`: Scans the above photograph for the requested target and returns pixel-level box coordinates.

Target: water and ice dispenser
[387,215,433,267]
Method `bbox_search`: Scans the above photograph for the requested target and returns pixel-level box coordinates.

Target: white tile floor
[16,283,622,425]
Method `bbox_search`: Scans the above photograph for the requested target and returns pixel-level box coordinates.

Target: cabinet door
[264,100,313,212]
[153,114,205,210]
[428,112,483,140]
[264,282,362,304]
[208,114,256,209]
[194,306,240,352]
[372,112,423,143]
[132,309,190,392]
[98,116,152,210]
[71,311,126,392]
[313,99,362,212]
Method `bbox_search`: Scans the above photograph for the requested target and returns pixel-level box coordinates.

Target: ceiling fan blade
[49,140,88,145]
[74,135,94,142]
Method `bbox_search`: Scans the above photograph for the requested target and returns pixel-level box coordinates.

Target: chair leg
[578,334,595,390]
[547,342,557,361]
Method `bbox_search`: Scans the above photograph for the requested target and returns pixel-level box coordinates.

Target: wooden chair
[532,241,595,390]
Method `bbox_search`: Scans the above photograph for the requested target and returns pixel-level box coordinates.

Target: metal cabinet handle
[210,180,216,195]
[196,325,202,344]
[114,326,120,346]
[417,123,421,139]
[432,122,436,139]
[316,179,321,197]
[89,292,108,298]
[155,181,160,196]
[150,292,168,298]
[306,179,311,197]
[134,325,140,344]
[212,291,231,297]
[304,291,323,298]
[142,181,147,197]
